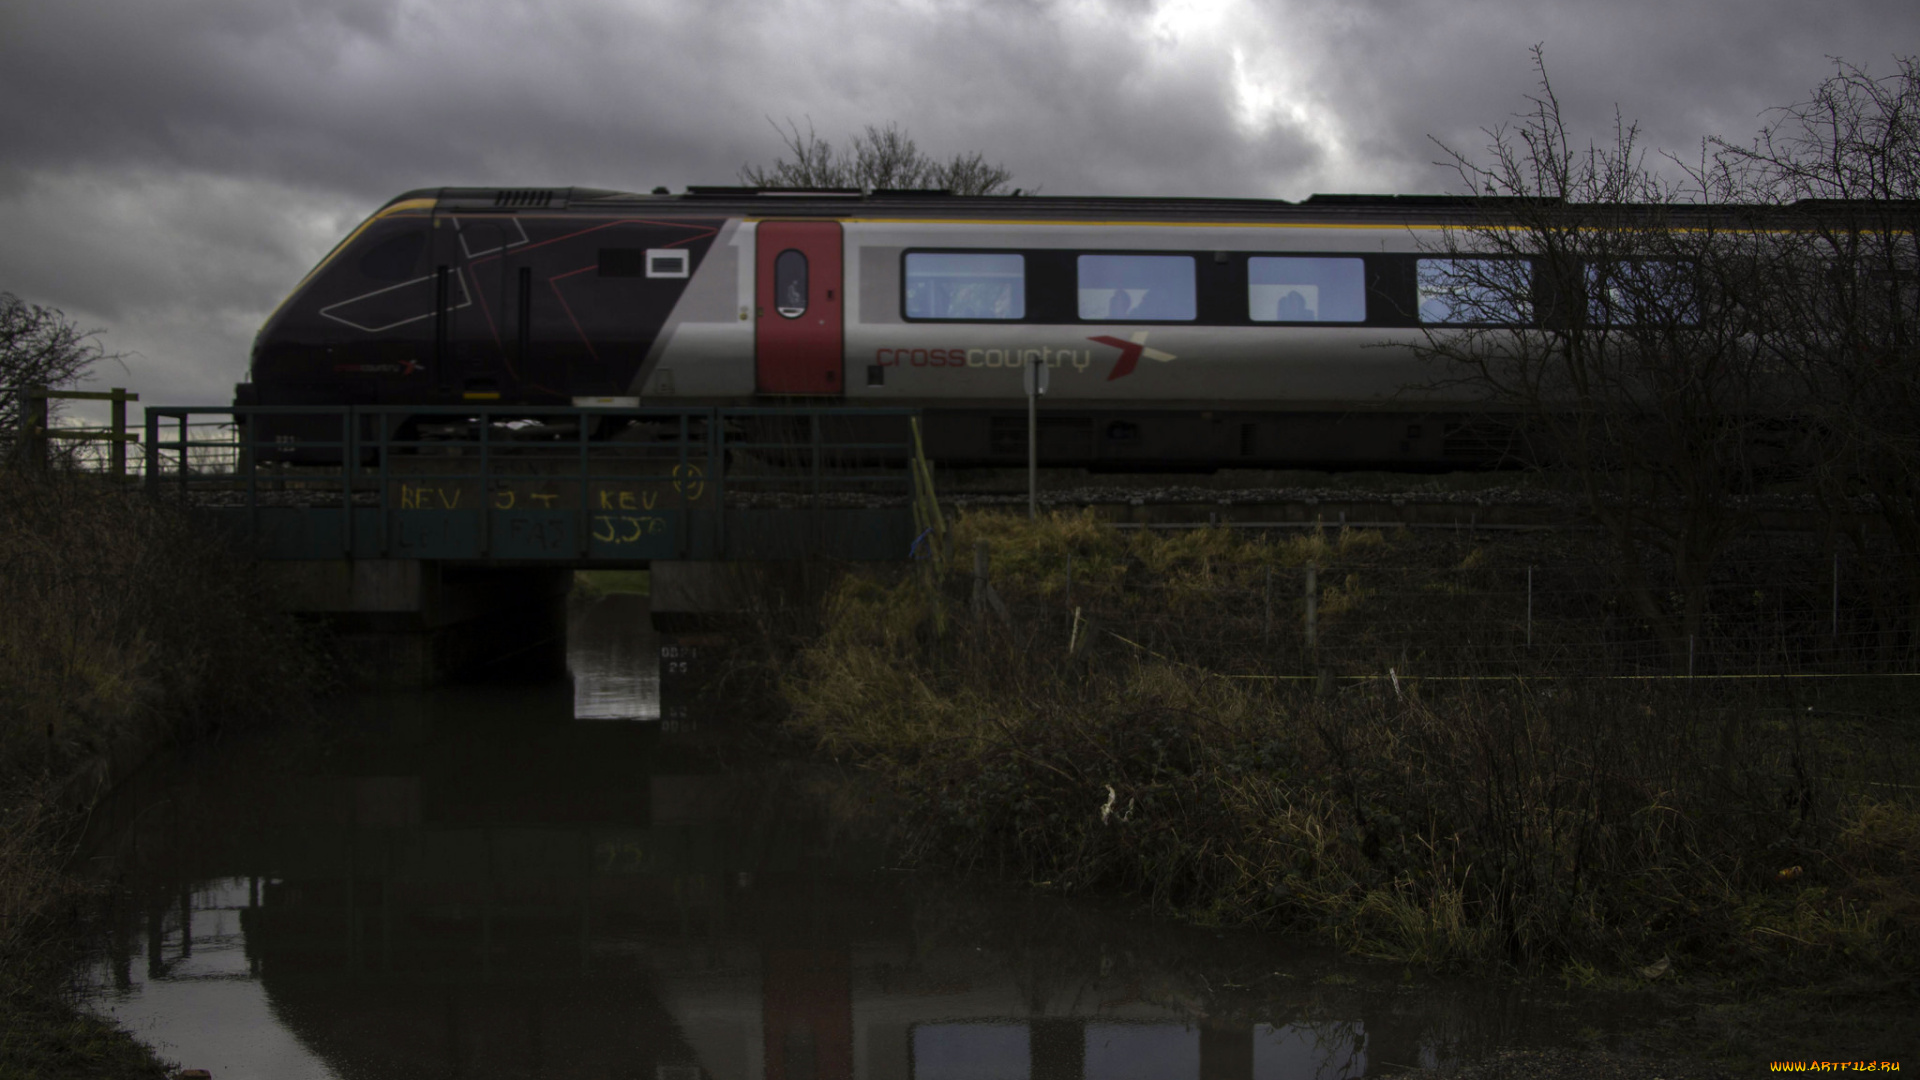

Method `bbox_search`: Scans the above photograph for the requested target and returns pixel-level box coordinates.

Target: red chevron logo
[1088,333,1176,381]
[1087,335,1144,380]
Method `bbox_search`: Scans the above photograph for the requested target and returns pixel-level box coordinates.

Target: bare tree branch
[1,293,104,460]
[740,119,1015,195]
[1416,47,1773,658]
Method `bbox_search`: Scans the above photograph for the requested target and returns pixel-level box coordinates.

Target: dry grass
[0,468,314,1077]
[778,510,1920,982]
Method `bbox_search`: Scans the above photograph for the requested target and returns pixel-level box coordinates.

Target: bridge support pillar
[263,560,571,690]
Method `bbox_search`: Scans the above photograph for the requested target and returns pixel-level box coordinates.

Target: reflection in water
[80,593,1615,1078]
[569,592,658,720]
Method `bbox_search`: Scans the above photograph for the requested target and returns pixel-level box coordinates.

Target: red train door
[755,221,844,394]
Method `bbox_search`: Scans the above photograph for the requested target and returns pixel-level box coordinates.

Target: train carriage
[242,186,1541,469]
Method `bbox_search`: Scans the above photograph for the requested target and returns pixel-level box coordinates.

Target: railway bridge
[141,404,933,687]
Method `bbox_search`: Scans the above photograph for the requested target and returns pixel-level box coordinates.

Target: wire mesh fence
[960,534,1920,681]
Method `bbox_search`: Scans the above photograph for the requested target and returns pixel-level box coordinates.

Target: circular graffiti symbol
[672,463,706,501]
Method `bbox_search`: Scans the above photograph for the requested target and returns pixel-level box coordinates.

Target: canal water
[78,591,1652,1079]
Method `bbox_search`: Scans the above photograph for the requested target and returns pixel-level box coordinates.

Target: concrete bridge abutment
[264,560,571,690]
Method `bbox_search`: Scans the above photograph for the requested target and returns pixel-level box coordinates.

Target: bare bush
[740,119,1015,195]
[1417,51,1783,659]
[1713,58,1920,648]
[1,294,104,462]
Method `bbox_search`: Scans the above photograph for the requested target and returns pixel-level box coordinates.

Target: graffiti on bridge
[389,464,707,514]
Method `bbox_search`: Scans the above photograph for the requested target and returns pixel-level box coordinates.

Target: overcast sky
[2,0,1913,416]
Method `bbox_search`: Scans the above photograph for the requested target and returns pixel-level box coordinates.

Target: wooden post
[1263,566,1273,643]
[21,385,47,471]
[1305,564,1318,655]
[110,387,128,479]
[972,541,990,624]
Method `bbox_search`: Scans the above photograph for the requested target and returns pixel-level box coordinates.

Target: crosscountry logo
[1087,331,1177,381]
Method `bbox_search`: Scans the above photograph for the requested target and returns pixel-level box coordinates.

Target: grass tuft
[776,509,1920,986]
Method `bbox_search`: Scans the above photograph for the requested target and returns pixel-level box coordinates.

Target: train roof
[381,186,1918,226]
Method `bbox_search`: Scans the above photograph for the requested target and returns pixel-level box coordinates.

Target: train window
[904,253,1026,319]
[1248,257,1366,322]
[774,249,808,318]
[1078,255,1196,321]
[358,231,425,282]
[1586,259,1697,325]
[1417,257,1532,325]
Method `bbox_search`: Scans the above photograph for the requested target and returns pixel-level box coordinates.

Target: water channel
[77,590,1658,1079]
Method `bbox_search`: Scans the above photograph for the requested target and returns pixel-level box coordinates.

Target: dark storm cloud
[1282,0,1920,193]
[0,0,1914,410]
[0,0,1327,203]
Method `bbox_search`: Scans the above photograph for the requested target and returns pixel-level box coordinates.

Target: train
[240,185,1547,469]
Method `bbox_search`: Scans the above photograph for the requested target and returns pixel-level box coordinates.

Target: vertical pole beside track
[1025,355,1046,520]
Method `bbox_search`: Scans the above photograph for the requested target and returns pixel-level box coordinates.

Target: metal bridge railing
[141,404,924,562]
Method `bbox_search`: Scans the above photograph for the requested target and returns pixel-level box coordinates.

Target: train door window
[904,252,1026,319]
[774,249,808,317]
[1248,257,1367,322]
[1416,257,1532,325]
[1078,254,1196,321]
[1586,259,1697,325]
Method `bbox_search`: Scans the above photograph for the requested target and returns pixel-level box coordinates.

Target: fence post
[110,387,127,480]
[1263,565,1273,644]
[1526,564,1533,648]
[144,408,159,494]
[20,385,47,472]
[1831,552,1839,641]
[1305,564,1319,655]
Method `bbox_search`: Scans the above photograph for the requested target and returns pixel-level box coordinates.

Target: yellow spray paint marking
[671,463,706,501]
[591,514,669,543]
[597,489,661,511]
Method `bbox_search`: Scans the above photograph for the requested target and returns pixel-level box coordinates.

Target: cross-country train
[241,186,1544,468]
